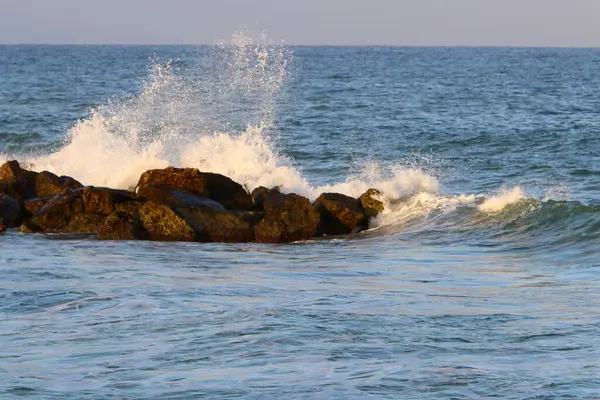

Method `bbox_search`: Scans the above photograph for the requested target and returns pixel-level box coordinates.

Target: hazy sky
[1,0,599,46]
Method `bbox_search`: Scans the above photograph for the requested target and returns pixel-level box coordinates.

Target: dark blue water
[1,43,599,399]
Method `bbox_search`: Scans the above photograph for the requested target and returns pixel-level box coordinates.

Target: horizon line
[1,43,600,49]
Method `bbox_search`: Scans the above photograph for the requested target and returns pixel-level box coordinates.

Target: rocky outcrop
[0,194,22,228]
[314,193,366,235]
[359,188,384,219]
[3,161,386,243]
[137,167,253,211]
[254,191,320,243]
[21,187,137,234]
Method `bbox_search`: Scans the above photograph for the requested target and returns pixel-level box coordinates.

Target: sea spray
[0,33,541,227]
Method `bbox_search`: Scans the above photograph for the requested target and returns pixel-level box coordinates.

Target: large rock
[254,191,320,243]
[0,194,22,228]
[138,202,196,242]
[21,187,136,234]
[250,186,271,211]
[313,193,366,235]
[177,206,252,243]
[139,198,252,243]
[359,189,384,219]
[137,167,252,211]
[98,211,148,241]
[0,161,82,200]
[35,171,82,198]
[0,160,37,200]
[137,185,226,211]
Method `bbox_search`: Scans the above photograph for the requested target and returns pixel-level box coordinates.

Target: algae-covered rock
[359,188,384,219]
[139,201,196,242]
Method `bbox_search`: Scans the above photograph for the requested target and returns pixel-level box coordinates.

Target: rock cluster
[0,161,384,243]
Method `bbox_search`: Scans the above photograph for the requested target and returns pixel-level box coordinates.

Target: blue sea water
[1,42,600,399]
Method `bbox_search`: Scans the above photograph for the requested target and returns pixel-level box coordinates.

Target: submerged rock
[137,167,252,211]
[254,191,320,243]
[0,193,22,228]
[359,188,384,219]
[314,192,365,235]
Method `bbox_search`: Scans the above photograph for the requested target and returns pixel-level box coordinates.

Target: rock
[0,160,37,200]
[137,185,226,212]
[137,167,252,210]
[251,186,270,211]
[313,192,366,235]
[35,171,82,198]
[81,187,137,215]
[0,194,22,228]
[233,211,264,241]
[139,201,196,242]
[0,180,29,201]
[113,200,144,215]
[254,191,320,243]
[22,187,136,234]
[63,213,106,233]
[359,188,384,219]
[24,197,52,216]
[98,211,148,240]
[177,206,252,243]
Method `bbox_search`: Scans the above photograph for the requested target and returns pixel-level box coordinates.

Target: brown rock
[0,194,22,228]
[359,188,384,219]
[177,206,252,243]
[35,171,83,198]
[22,187,136,234]
[82,187,137,215]
[314,193,366,235]
[0,160,37,200]
[137,167,252,210]
[98,211,148,240]
[254,191,320,243]
[139,201,196,242]
[137,185,226,211]
[250,186,270,211]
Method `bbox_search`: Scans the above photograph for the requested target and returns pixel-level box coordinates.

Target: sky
[0,0,599,46]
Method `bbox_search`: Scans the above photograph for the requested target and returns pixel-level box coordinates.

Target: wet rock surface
[314,192,366,235]
[1,160,384,243]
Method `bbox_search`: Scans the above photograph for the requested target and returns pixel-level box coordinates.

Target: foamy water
[1,34,541,225]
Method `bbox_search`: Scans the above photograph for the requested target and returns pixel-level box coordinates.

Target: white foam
[478,186,526,213]
[0,33,538,233]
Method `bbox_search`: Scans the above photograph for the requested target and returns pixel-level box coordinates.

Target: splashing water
[478,187,526,213]
[0,33,540,227]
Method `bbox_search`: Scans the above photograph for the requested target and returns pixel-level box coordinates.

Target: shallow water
[1,43,600,398]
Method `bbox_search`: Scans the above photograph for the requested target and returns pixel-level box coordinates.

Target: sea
[1,37,599,399]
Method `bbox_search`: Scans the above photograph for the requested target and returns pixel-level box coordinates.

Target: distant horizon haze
[0,0,599,47]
